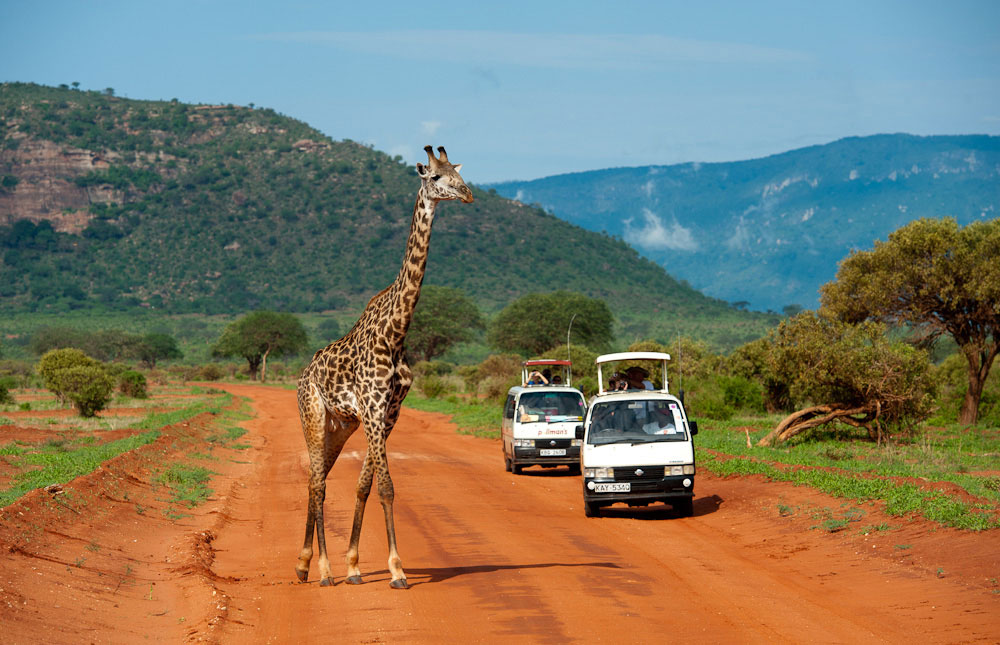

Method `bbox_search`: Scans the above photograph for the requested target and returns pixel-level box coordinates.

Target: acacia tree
[821,217,1000,425]
[212,311,307,381]
[406,286,484,362]
[132,333,183,368]
[756,314,934,446]
[488,291,613,356]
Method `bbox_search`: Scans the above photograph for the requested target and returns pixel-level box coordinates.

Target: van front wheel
[584,501,600,518]
[675,498,694,517]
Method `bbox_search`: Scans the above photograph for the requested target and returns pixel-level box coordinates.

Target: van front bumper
[582,472,694,506]
[512,443,580,467]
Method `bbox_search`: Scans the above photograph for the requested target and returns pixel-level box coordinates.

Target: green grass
[0,430,162,507]
[0,390,232,507]
[403,392,501,439]
[155,463,215,509]
[697,445,998,531]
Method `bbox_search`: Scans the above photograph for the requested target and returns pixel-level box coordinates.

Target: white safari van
[502,360,587,475]
[576,352,698,517]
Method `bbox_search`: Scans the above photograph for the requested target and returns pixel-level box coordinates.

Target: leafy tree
[118,370,148,398]
[756,314,934,446]
[132,333,182,368]
[407,286,484,362]
[728,337,793,413]
[821,217,1000,425]
[488,291,613,356]
[50,365,114,417]
[212,310,307,381]
[37,348,100,403]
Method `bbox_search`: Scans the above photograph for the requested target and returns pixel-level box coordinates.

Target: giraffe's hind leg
[297,385,356,586]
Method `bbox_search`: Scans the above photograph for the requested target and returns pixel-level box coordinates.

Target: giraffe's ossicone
[294,145,473,589]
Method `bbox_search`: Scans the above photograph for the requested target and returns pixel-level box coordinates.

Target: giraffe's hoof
[295,569,308,582]
[390,578,409,590]
[345,575,364,585]
[319,577,335,587]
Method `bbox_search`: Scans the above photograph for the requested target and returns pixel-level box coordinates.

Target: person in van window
[625,366,654,390]
[551,375,562,384]
[526,370,549,386]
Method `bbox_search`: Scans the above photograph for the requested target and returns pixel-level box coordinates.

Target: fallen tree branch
[756,403,876,446]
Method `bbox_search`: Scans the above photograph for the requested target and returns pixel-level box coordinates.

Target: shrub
[0,380,12,405]
[38,348,100,403]
[418,374,447,399]
[198,364,225,381]
[50,365,114,417]
[719,374,765,413]
[118,370,148,398]
[413,360,454,377]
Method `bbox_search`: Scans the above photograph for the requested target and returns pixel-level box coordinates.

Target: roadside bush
[38,348,100,403]
[118,370,148,399]
[689,390,734,421]
[0,360,37,388]
[50,365,114,417]
[0,379,13,405]
[468,354,521,400]
[198,364,225,381]
[418,374,447,399]
[413,360,454,377]
[719,374,765,413]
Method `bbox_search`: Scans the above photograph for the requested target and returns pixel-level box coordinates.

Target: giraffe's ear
[416,162,429,178]
[452,164,462,173]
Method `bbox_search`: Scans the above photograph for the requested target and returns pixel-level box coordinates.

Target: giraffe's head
[416,145,474,204]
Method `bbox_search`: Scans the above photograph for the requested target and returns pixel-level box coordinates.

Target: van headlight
[513,439,534,448]
[584,467,613,478]
[571,439,582,447]
[669,465,696,475]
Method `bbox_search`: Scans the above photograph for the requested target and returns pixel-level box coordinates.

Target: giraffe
[294,145,473,589]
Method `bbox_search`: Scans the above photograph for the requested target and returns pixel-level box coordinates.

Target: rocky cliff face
[0,134,119,234]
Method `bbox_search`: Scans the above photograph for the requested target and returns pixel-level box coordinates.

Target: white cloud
[623,208,698,252]
[253,30,810,70]
[725,220,750,250]
[421,121,442,136]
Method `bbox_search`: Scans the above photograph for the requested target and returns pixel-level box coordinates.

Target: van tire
[511,462,523,474]
[504,454,512,472]
[584,501,600,518]
[675,498,694,517]
[567,464,581,475]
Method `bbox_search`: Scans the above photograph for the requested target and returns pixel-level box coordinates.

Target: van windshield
[518,392,586,423]
[587,399,687,444]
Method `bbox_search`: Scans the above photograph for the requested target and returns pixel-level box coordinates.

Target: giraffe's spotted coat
[294,146,473,588]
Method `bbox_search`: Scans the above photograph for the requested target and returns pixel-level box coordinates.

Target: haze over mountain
[0,82,774,351]
[490,135,1000,312]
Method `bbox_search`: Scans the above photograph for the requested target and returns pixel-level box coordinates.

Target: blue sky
[2,0,998,183]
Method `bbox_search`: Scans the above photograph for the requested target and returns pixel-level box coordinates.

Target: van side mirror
[688,420,698,436]
[575,424,584,440]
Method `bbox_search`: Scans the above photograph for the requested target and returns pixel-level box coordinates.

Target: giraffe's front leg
[345,451,375,584]
[380,471,408,589]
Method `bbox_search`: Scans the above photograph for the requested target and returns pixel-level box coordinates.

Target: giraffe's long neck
[384,187,436,345]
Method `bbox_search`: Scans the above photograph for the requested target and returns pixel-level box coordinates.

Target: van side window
[504,395,516,419]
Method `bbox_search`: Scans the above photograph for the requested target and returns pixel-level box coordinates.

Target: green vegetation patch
[404,393,500,439]
[155,462,214,509]
[0,430,160,507]
[698,450,998,531]
[0,392,231,507]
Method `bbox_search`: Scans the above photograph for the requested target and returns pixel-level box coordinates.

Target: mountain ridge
[489,133,1000,311]
[0,82,774,351]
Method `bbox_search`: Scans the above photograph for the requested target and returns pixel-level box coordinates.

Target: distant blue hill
[489,134,1000,312]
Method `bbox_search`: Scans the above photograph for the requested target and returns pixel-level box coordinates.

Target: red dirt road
[2,383,998,643]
